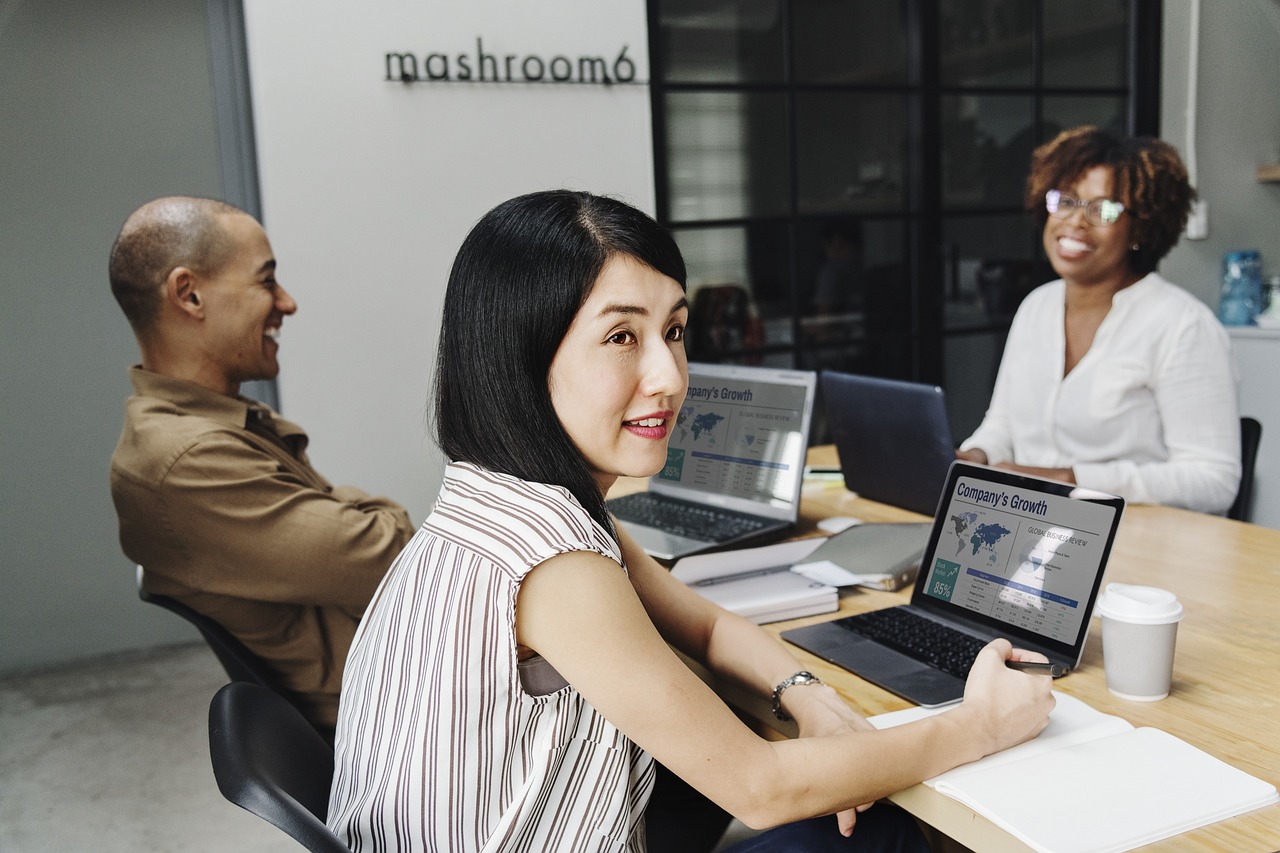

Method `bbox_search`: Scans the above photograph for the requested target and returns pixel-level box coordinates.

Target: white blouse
[960,273,1241,514]
[327,462,654,852]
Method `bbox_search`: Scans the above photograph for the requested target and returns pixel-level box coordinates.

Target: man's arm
[152,433,414,607]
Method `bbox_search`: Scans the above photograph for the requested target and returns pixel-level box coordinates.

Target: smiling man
[107,197,414,737]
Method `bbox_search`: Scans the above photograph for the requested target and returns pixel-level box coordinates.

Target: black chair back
[1229,417,1263,522]
[135,566,278,687]
[209,682,349,852]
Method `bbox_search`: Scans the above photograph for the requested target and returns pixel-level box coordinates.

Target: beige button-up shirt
[110,367,414,733]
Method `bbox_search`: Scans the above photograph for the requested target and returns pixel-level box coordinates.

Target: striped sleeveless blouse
[327,462,655,852]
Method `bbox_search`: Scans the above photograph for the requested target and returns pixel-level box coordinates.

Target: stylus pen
[1005,660,1070,677]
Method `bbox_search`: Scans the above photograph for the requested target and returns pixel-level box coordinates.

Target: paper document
[672,538,837,624]
[869,692,1279,853]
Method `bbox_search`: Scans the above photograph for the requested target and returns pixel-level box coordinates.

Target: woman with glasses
[957,125,1241,514]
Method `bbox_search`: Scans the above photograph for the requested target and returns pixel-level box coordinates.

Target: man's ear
[167,267,204,319]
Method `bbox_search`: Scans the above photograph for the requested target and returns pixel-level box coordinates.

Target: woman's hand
[961,639,1056,757]
[955,447,989,464]
[785,684,877,836]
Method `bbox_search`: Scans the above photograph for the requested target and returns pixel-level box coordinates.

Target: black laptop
[782,461,1125,707]
[821,371,956,516]
[607,362,817,561]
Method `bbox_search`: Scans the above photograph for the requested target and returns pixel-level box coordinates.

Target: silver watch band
[771,670,823,721]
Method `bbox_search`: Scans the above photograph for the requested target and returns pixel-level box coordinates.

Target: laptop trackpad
[781,623,965,708]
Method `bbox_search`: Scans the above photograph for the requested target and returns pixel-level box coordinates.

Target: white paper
[869,692,1279,853]
[671,538,837,624]
[791,559,891,587]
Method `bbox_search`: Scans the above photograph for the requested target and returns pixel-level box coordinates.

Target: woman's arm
[618,525,886,833]
[516,542,1055,829]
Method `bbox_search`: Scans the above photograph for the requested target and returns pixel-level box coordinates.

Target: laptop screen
[912,463,1125,659]
[650,363,816,519]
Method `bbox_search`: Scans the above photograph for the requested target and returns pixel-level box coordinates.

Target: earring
[1130,243,1140,252]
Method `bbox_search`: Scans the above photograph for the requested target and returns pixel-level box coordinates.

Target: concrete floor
[0,643,293,852]
[0,642,758,852]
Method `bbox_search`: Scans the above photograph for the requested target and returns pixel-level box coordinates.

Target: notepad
[671,538,838,624]
[869,693,1279,853]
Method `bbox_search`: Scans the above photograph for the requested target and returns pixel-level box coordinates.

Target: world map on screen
[948,510,1012,566]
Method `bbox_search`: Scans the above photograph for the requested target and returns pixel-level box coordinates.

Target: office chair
[209,682,349,852]
[136,566,279,688]
[1228,417,1263,522]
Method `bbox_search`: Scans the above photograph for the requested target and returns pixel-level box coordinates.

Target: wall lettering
[385,38,641,85]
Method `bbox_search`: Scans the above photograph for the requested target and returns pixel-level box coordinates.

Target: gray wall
[1159,0,1280,304]
[1,0,226,671]
[3,0,1280,675]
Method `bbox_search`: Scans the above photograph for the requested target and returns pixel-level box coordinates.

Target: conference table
[615,446,1280,852]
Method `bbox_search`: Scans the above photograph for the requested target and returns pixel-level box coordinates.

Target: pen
[1005,660,1069,677]
[691,565,790,587]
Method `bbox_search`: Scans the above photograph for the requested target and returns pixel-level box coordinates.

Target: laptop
[782,461,1124,707]
[821,371,957,516]
[607,362,817,561]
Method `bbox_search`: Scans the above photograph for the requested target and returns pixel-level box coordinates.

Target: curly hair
[1025,126,1196,276]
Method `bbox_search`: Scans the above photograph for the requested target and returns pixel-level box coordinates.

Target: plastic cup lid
[1096,582,1184,624]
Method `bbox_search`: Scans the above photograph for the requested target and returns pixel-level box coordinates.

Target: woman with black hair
[327,189,1053,852]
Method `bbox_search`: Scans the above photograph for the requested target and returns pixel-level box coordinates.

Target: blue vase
[1219,250,1262,326]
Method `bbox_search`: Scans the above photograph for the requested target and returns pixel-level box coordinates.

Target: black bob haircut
[433,189,687,535]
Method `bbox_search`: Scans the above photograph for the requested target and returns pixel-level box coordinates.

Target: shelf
[1257,163,1280,183]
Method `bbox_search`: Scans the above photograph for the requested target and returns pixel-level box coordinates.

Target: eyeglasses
[1045,190,1126,226]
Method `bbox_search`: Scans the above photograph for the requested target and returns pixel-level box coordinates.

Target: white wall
[243,0,655,520]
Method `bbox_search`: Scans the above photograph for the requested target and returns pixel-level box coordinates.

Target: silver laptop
[821,371,956,516]
[607,362,817,561]
[782,461,1124,707]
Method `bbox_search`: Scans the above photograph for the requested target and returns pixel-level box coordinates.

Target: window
[648,0,1158,439]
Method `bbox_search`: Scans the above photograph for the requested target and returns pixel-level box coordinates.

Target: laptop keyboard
[834,607,987,679]
[607,492,771,542]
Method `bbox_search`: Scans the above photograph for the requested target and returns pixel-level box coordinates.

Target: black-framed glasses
[1045,190,1126,226]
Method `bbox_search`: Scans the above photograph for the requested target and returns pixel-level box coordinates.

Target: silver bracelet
[771,670,823,721]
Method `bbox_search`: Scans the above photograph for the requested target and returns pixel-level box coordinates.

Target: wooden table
[618,446,1280,852]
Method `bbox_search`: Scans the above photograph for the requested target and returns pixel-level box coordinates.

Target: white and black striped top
[327,462,655,852]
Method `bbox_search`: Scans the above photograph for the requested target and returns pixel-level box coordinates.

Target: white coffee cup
[1095,583,1183,700]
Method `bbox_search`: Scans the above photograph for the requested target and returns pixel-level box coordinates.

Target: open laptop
[821,371,956,516]
[782,461,1124,707]
[607,362,817,561]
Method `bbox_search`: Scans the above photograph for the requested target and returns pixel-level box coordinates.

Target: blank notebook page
[933,726,1279,853]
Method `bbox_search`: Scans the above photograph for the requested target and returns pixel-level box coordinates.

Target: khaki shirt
[110,367,414,733]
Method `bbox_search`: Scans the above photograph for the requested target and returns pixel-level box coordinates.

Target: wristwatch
[771,670,823,721]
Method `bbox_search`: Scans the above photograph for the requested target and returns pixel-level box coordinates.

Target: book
[671,538,838,624]
[869,692,1279,853]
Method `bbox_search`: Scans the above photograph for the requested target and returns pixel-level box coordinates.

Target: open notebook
[869,692,1279,853]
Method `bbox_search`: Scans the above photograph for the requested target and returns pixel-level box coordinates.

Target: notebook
[782,461,1125,707]
[821,371,956,516]
[607,362,817,561]
[869,692,1280,853]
